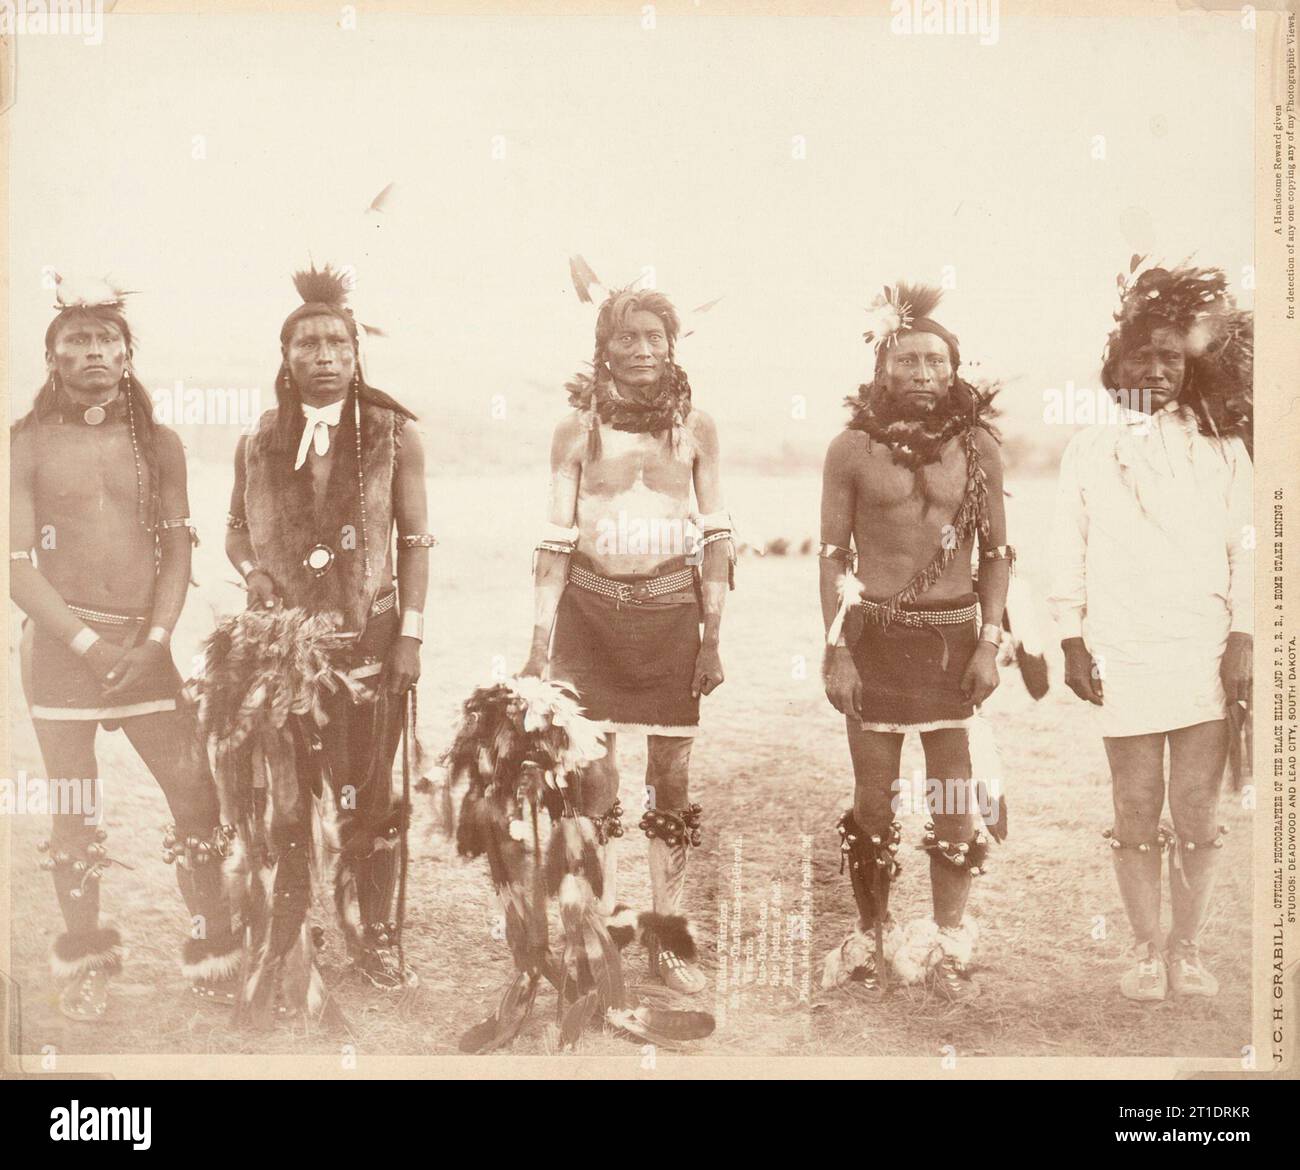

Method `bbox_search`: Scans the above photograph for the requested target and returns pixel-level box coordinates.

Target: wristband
[146,626,171,646]
[399,609,424,642]
[978,622,1002,646]
[70,628,100,657]
[238,560,261,581]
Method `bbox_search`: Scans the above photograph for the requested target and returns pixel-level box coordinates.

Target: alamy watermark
[151,380,263,430]
[0,0,104,46]
[594,511,705,564]
[890,0,999,47]
[0,771,101,824]
[891,772,1003,819]
[1043,384,1158,432]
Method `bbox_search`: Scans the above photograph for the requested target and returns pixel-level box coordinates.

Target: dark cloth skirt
[23,606,180,723]
[551,582,701,736]
[847,592,978,732]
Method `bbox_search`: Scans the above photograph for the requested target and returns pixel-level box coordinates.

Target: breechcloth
[551,555,701,737]
[847,592,978,733]
[23,603,181,723]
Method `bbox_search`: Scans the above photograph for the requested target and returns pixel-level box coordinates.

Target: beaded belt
[66,604,145,627]
[569,564,696,604]
[856,599,977,628]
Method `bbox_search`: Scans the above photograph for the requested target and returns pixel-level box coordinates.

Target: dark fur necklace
[844,380,996,470]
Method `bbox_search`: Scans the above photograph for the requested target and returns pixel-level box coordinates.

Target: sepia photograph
[0,0,1295,1097]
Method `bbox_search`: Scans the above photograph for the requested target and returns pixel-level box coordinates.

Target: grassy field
[5,467,1252,1063]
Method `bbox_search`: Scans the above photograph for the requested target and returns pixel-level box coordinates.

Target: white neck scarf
[294,398,345,470]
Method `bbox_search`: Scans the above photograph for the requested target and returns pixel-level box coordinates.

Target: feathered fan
[446,677,715,1052]
[187,607,360,1029]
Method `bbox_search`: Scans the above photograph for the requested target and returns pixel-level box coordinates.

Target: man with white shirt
[225,263,432,992]
[1048,264,1252,1002]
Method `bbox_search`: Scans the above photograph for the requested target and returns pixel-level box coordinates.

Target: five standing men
[10,263,1253,1026]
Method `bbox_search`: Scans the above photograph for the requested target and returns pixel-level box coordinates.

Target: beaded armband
[160,516,199,546]
[980,544,1016,568]
[398,533,438,549]
[819,542,856,570]
[226,513,248,531]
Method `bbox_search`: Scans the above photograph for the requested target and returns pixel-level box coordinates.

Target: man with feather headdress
[221,263,432,1002]
[10,278,238,1020]
[820,282,1011,1001]
[520,284,734,996]
[1048,262,1252,1002]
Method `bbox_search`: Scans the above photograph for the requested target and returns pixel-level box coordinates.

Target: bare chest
[855,437,968,520]
[579,427,693,501]
[34,424,147,518]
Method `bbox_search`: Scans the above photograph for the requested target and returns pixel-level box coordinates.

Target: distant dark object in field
[765,538,790,557]
[799,538,813,555]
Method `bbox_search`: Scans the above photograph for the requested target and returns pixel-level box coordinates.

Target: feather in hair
[292,262,353,308]
[888,281,943,322]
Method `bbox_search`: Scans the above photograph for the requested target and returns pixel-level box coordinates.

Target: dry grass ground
[5,468,1251,1064]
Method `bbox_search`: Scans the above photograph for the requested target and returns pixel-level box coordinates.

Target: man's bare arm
[974,429,1009,630]
[819,431,863,718]
[393,420,431,619]
[689,410,730,697]
[522,415,582,674]
[690,410,729,645]
[101,427,193,695]
[147,427,194,638]
[8,428,90,648]
[381,418,431,693]
[224,433,278,608]
[819,431,859,635]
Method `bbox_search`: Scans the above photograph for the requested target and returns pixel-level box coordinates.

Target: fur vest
[243,400,400,633]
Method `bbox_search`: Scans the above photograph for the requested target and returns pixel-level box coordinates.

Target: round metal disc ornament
[304,544,336,577]
[83,405,107,425]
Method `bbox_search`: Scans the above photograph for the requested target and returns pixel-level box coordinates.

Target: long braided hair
[15,304,160,534]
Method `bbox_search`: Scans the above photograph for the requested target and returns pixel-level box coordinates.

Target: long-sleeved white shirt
[1047,403,1252,735]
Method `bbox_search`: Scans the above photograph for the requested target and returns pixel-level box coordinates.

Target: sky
[6,8,1255,471]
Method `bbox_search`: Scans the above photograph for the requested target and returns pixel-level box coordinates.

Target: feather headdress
[292,261,353,310]
[51,272,136,312]
[863,281,953,356]
[1102,256,1252,445]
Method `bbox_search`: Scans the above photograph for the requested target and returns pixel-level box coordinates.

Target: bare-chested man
[10,282,237,1020]
[819,283,1009,1001]
[521,287,733,995]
